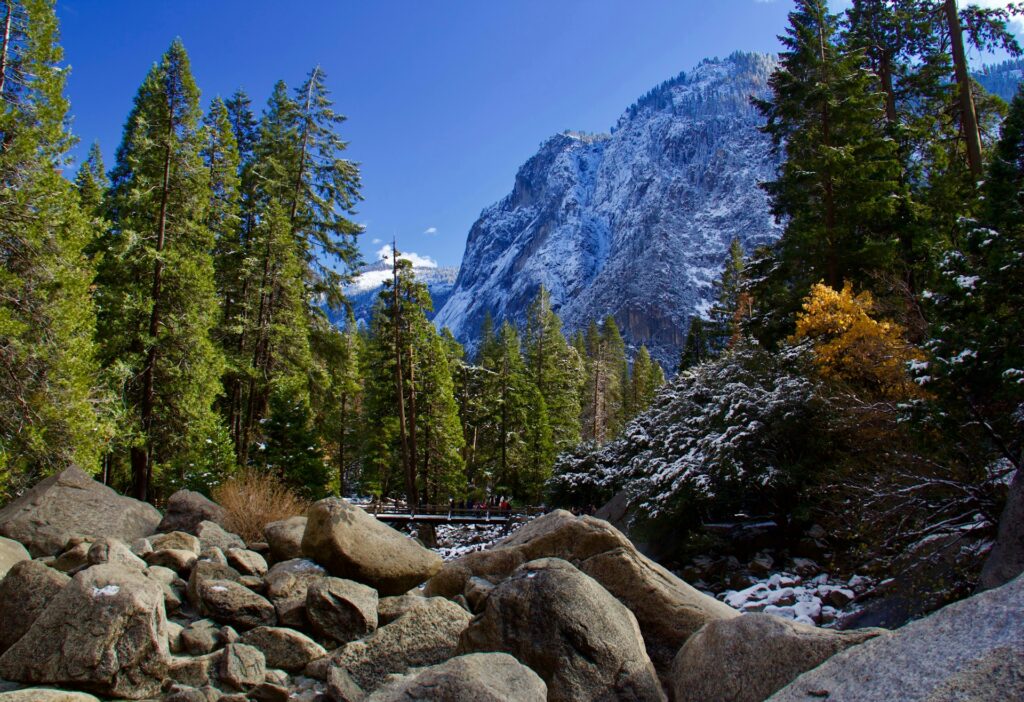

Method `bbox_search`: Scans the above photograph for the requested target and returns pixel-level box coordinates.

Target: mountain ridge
[433,51,784,368]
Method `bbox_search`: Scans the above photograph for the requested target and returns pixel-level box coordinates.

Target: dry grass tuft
[212,469,309,543]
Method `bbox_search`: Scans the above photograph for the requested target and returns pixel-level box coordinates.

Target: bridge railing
[359,503,546,521]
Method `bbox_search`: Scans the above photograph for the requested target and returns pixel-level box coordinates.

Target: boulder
[0,560,70,653]
[196,578,277,630]
[458,558,665,702]
[219,643,266,691]
[0,466,160,557]
[768,572,1024,701]
[365,652,547,702]
[670,613,885,702]
[157,489,227,534]
[264,558,328,628]
[51,539,92,572]
[427,510,736,674]
[332,596,472,691]
[264,516,307,563]
[0,563,170,699]
[150,530,202,554]
[167,651,223,688]
[186,559,242,608]
[307,577,379,643]
[195,520,245,552]
[180,619,223,656]
[302,498,441,595]
[0,691,102,701]
[980,468,1024,590]
[239,626,327,672]
[226,548,268,577]
[0,536,29,580]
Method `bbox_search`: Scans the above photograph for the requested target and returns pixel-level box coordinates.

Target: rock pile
[0,467,1020,701]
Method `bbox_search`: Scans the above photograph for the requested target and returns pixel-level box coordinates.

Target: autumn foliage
[791,282,923,400]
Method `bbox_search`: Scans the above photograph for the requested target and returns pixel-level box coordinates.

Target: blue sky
[57,0,1019,268]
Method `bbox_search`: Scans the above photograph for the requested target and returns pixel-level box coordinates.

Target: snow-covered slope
[336,246,458,327]
[434,52,783,367]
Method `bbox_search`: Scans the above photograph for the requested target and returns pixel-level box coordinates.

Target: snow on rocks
[717,570,874,627]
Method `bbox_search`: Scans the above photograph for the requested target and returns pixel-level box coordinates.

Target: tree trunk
[945,0,984,177]
[0,2,12,99]
[392,245,417,512]
[338,392,348,495]
[135,115,174,501]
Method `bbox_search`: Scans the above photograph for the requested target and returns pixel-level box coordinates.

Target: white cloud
[371,237,382,244]
[423,226,438,235]
[374,244,438,269]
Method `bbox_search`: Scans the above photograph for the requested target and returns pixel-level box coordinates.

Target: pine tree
[289,66,363,308]
[0,0,108,496]
[416,329,465,502]
[926,86,1024,470]
[581,316,628,444]
[624,345,664,422]
[477,321,531,499]
[753,0,904,344]
[259,392,328,499]
[709,238,748,351]
[74,141,108,214]
[523,286,583,455]
[96,39,227,499]
[679,316,711,372]
[311,311,363,495]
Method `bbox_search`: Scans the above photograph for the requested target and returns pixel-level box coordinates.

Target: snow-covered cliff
[434,52,783,367]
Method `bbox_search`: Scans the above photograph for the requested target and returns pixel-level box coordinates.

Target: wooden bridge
[359,503,545,526]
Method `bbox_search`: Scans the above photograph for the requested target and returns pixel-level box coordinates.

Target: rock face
[332,596,473,692]
[671,613,885,702]
[768,572,1024,702]
[426,509,736,675]
[458,558,666,702]
[302,498,442,596]
[0,467,161,557]
[0,559,70,654]
[0,535,29,579]
[157,490,227,534]
[365,652,547,702]
[434,52,781,367]
[0,564,170,699]
[980,468,1024,590]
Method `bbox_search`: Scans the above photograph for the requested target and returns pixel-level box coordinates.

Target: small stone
[181,619,220,655]
[196,521,245,553]
[249,683,291,702]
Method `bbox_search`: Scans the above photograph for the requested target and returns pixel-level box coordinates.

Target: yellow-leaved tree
[791,282,923,400]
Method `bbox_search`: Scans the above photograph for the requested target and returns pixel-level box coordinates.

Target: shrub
[791,281,923,400]
[212,468,309,543]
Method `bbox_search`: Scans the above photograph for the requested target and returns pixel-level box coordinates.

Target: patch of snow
[92,585,120,597]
